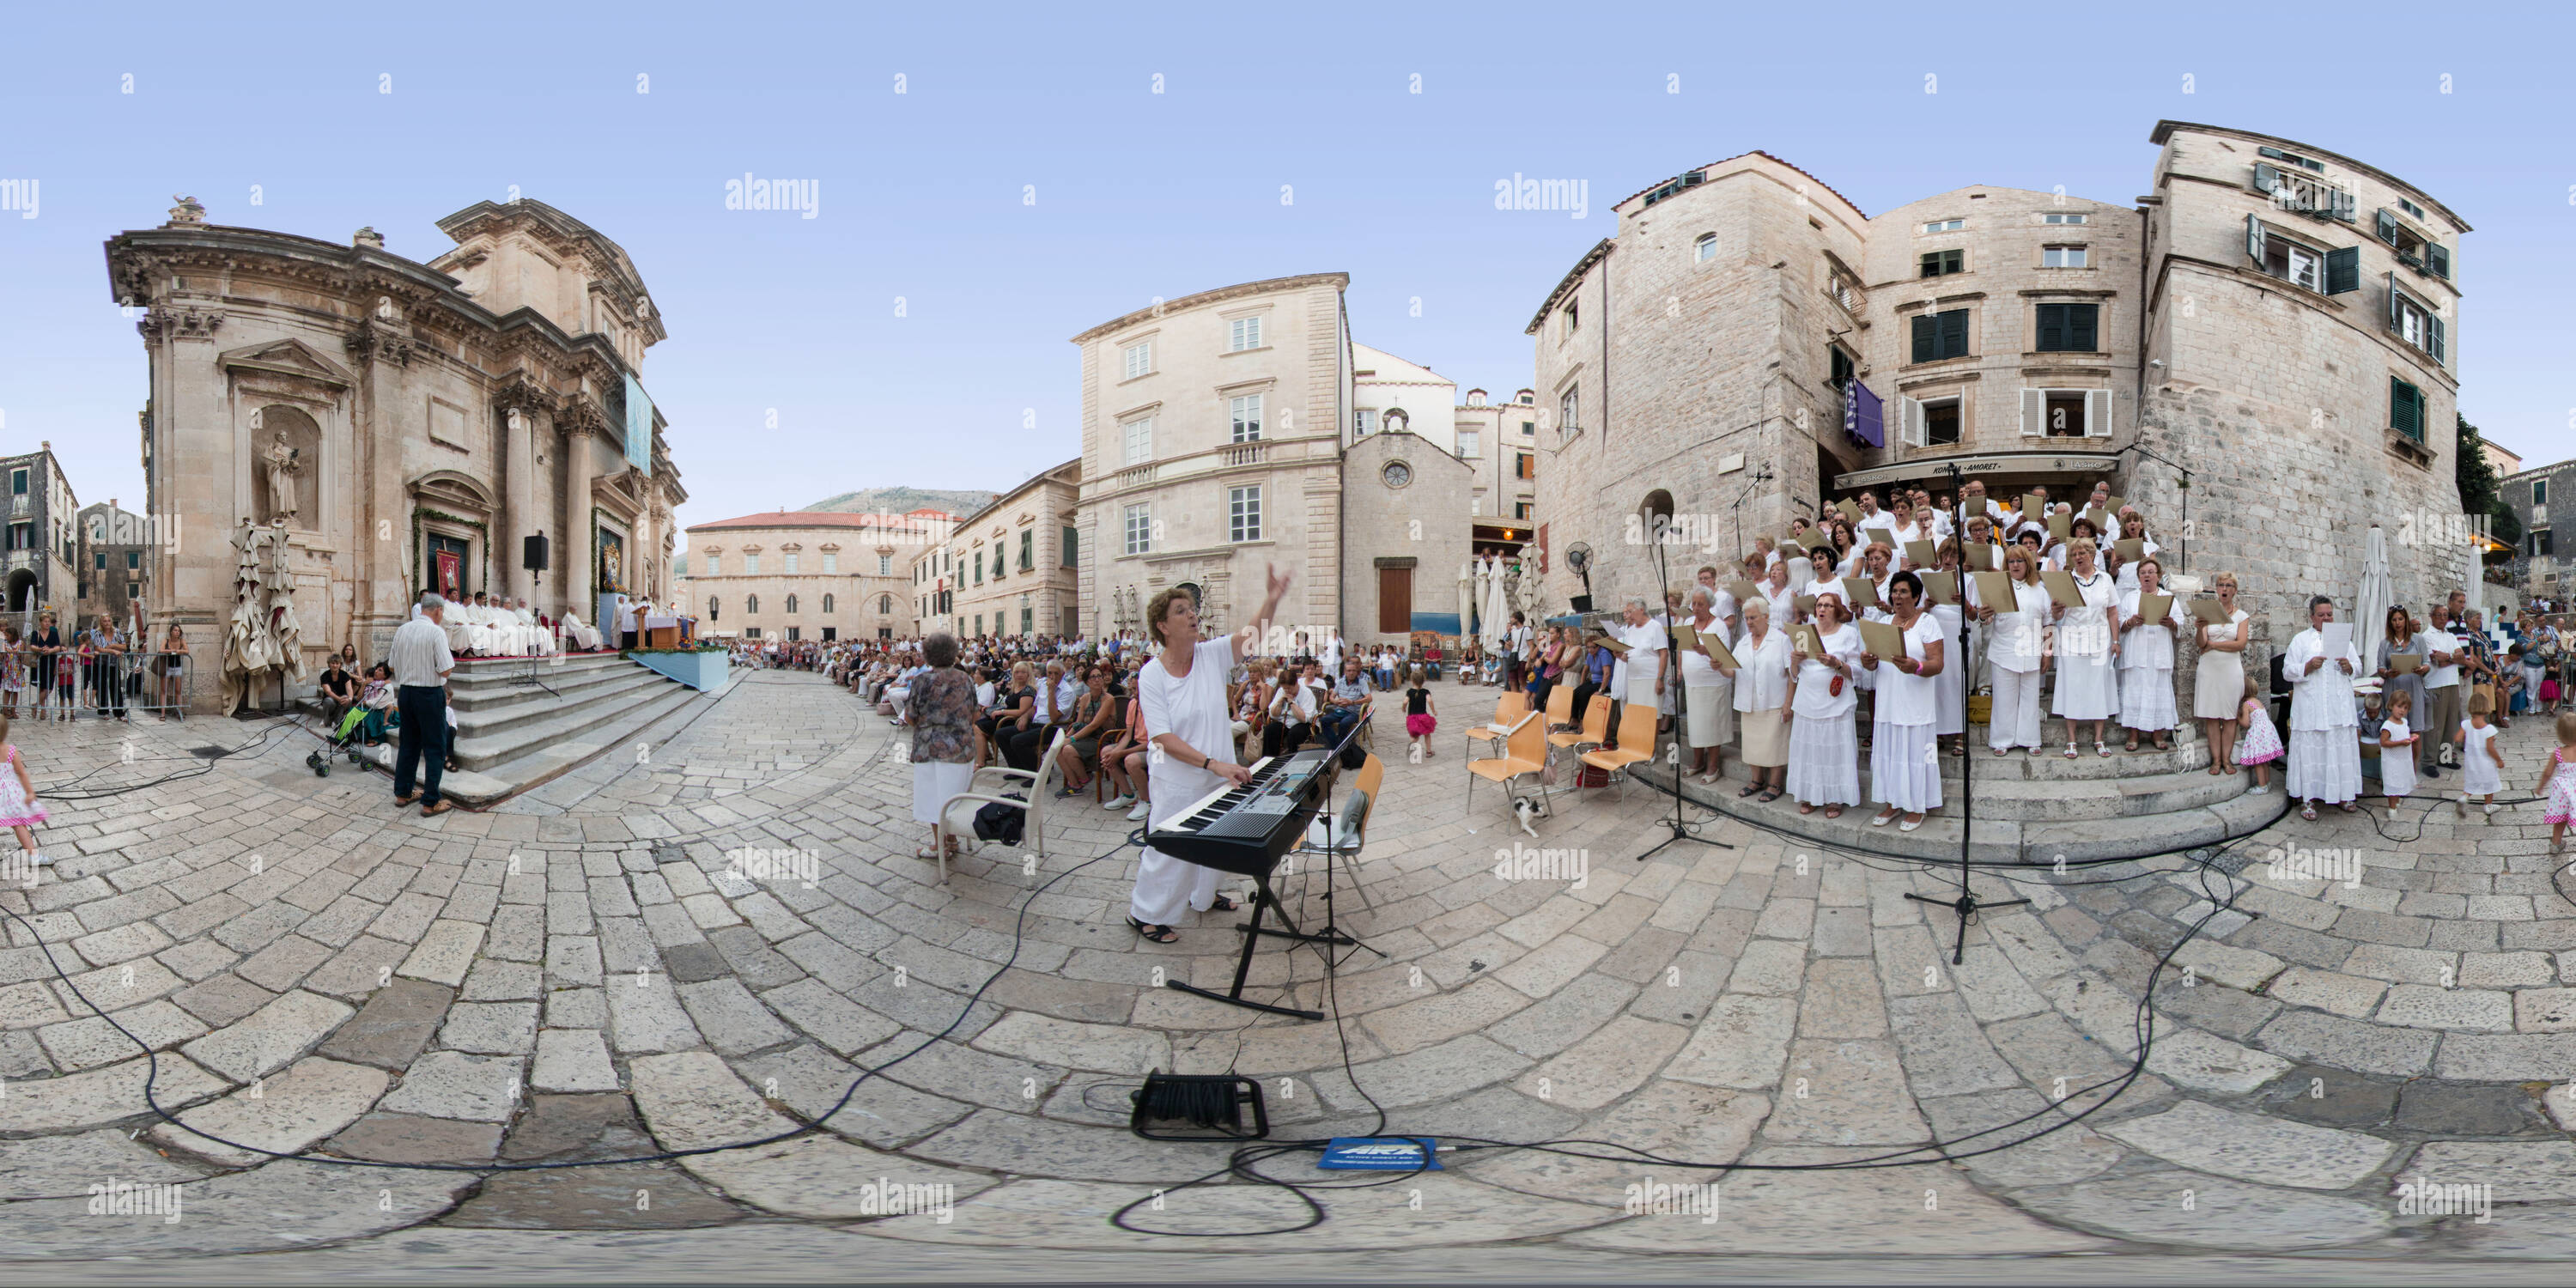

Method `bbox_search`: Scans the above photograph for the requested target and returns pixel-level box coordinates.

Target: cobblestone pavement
[4,671,2575,1276]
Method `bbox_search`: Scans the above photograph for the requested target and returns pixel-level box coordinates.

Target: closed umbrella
[1483,555,1508,650]
[2356,526,2391,676]
[1457,561,1474,638]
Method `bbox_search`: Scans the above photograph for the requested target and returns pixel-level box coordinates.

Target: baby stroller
[306,705,371,777]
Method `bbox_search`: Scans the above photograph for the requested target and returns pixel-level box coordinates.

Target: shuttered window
[1911,309,1969,361]
[2390,378,2423,441]
[2034,303,2098,353]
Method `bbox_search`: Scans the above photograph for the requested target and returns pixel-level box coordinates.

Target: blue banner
[623,373,653,471]
[1844,380,1883,449]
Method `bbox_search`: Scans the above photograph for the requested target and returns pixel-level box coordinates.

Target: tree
[2457,413,2522,548]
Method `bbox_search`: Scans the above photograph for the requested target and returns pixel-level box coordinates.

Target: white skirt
[2117,665,2178,731]
[2286,728,2363,804]
[2052,651,2120,720]
[913,760,975,824]
[1870,720,1944,812]
[1786,712,1862,806]
[1686,681,1735,748]
[1934,665,1965,736]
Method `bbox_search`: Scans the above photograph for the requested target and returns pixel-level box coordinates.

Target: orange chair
[1466,709,1548,820]
[1548,693,1613,753]
[1578,702,1658,798]
[1461,691,1530,757]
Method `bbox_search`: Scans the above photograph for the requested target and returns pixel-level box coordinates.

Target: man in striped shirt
[392,592,459,816]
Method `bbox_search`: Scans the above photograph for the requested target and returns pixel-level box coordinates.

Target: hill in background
[803,486,1000,519]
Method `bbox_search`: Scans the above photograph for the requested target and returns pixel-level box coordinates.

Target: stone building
[2501,459,2571,606]
[1452,386,1542,537]
[76,499,149,625]
[1072,274,1351,643]
[914,459,1081,641]
[1529,123,2471,671]
[680,510,936,643]
[106,198,684,704]
[0,442,81,626]
[1340,428,1473,645]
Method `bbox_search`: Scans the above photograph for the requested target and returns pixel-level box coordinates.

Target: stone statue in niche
[262,431,302,526]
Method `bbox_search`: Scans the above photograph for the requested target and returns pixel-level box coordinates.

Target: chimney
[352,226,385,250]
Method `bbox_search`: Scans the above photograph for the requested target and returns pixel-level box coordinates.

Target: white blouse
[1872,614,1944,727]
[1791,623,1865,720]
[2117,587,2178,671]
[2057,570,2117,658]
[1731,627,1792,713]
[1984,580,2052,673]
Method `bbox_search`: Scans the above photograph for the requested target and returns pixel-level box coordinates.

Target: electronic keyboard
[1145,749,1334,878]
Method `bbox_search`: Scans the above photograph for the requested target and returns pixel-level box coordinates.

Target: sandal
[1824,805,1845,819]
[1799,803,1816,816]
[1127,916,1180,944]
[2124,737,2141,753]
[1757,790,1781,804]
[2097,741,2113,757]
[2338,801,2357,813]
[2065,744,2079,759]
[1209,894,1241,913]
[2299,804,2318,821]
[2154,736,2172,751]
[1739,782,1764,798]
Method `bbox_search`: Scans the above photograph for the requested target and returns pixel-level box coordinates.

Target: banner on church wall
[623,374,653,472]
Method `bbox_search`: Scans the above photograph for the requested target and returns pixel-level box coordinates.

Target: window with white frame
[1457,428,1480,459]
[1923,218,1965,233]
[1693,233,1716,262]
[1354,408,1376,436]
[1122,340,1152,379]
[1559,387,1579,436]
[2042,245,2088,269]
[2043,212,2087,225]
[1229,394,1263,442]
[744,554,760,575]
[1228,316,1262,351]
[819,552,836,573]
[702,552,718,576]
[1123,503,1151,556]
[783,552,799,574]
[1121,416,1154,465]
[1228,485,1262,543]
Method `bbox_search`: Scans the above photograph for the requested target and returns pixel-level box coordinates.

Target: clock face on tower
[1382,461,1411,488]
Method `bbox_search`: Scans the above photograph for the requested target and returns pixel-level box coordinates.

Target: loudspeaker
[522,533,549,572]
[1569,595,1595,614]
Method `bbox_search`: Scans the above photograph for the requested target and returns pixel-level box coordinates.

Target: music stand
[1903,461,2026,963]
[1636,518,1735,862]
[1250,715,1385,966]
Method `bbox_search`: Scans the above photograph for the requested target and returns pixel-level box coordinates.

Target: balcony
[9,495,24,517]
[1219,443,1267,468]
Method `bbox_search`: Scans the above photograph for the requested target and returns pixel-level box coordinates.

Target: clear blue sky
[3,1,2568,538]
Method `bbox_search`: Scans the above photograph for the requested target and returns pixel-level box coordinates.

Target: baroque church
[105,197,684,710]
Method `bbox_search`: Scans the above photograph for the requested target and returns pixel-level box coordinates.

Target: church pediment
[408,469,495,515]
[218,337,355,389]
[591,467,645,520]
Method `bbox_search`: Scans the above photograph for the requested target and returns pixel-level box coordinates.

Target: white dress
[1786,624,1864,807]
[2378,717,2418,798]
[1680,616,1735,749]
[2050,571,2120,721]
[1131,637,1238,926]
[2115,588,2178,731]
[1869,616,1944,813]
[1928,598,1965,736]
[2459,720,2503,795]
[2283,627,2364,804]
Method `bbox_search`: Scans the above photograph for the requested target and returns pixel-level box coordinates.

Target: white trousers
[1989,666,2044,750]
[1129,848,1222,927]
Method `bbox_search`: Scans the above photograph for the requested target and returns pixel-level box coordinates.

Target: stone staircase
[351,652,727,806]
[1619,715,2287,864]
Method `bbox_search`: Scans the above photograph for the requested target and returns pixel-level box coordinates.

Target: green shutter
[2391,378,2421,440]
[2036,304,2064,351]
[2430,314,2445,365]
[1912,314,1935,362]
[2335,189,2357,223]
[2245,212,2265,264]
[2071,304,2098,352]
[1941,309,1968,358]
[2375,209,2400,245]
[1921,252,1939,279]
[2252,162,2281,193]
[2427,243,2451,279]
[2324,246,2360,295]
[2387,272,2402,331]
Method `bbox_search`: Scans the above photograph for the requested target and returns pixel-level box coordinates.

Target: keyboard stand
[1164,873,1326,1022]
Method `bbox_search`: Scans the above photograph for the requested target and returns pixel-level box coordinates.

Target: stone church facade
[106,197,684,708]
[1529,121,2470,682]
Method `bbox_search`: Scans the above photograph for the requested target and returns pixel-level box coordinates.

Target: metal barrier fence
[0,646,198,721]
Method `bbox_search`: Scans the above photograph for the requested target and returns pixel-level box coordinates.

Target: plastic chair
[1461,691,1530,757]
[935,728,1065,885]
[1466,710,1549,821]
[1579,702,1657,799]
[1294,753,1383,913]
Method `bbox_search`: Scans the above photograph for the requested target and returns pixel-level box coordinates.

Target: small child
[1405,666,1439,761]
[2378,690,2418,811]
[2538,710,2576,853]
[0,632,22,720]
[54,636,78,721]
[2459,690,2504,817]
[2234,673,2281,793]
[0,714,51,871]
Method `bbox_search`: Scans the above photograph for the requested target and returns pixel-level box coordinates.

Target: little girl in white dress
[2378,690,2418,811]
[2234,674,2282,794]
[0,714,51,871]
[2458,690,2504,817]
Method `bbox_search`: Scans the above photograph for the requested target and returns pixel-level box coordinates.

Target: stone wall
[1340,430,1473,647]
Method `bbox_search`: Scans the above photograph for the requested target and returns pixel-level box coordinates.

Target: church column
[560,414,598,621]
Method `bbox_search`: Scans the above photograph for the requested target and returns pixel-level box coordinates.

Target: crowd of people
[0,610,187,721]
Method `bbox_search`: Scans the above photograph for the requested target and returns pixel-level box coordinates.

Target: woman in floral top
[908,632,981,863]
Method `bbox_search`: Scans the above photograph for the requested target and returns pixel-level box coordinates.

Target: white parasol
[1456,561,1474,639]
[1482,553,1508,649]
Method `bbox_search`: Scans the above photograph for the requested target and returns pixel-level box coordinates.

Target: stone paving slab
[2099,1101,2395,1189]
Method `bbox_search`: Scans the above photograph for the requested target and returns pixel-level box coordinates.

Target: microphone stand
[2122,444,2193,576]
[1729,466,1776,564]
[1904,461,2025,963]
[1636,522,1735,863]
